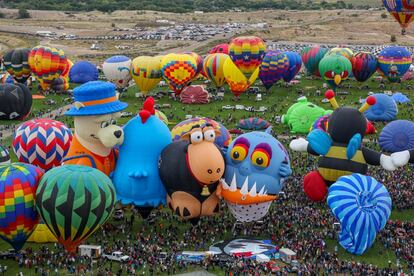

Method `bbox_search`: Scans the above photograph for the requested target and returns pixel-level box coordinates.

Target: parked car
[102,251,130,262]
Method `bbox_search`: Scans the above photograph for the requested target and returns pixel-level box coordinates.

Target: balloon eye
[203,129,215,142]
[110,119,117,125]
[101,121,110,128]
[341,71,349,78]
[230,145,248,162]
[324,71,335,79]
[190,131,203,144]
[251,150,270,168]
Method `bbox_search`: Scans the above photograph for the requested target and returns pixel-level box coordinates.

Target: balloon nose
[114,130,122,138]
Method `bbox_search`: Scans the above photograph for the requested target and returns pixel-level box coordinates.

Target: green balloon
[282,96,332,134]
[319,55,352,89]
[36,165,115,252]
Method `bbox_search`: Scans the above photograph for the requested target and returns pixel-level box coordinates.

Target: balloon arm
[361,147,382,166]
[391,150,412,167]
[279,163,292,177]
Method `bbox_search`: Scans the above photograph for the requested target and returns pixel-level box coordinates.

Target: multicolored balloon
[161,53,198,95]
[223,57,259,97]
[351,52,378,82]
[237,117,271,130]
[172,117,232,149]
[28,46,68,91]
[301,46,328,77]
[319,55,352,89]
[0,163,44,250]
[377,46,412,83]
[102,55,132,90]
[203,53,228,89]
[328,47,354,61]
[36,165,116,252]
[228,36,266,78]
[259,51,289,90]
[13,119,73,171]
[283,51,302,82]
[383,0,414,33]
[184,52,203,77]
[131,56,162,95]
[3,48,31,83]
[209,43,229,54]
[327,174,392,255]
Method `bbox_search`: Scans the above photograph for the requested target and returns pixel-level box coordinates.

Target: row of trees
[4,0,376,13]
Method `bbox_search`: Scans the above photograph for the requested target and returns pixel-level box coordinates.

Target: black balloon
[0,83,32,120]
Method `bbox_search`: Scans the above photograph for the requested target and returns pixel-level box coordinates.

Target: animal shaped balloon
[301,45,328,76]
[0,83,32,120]
[131,56,162,95]
[161,53,198,95]
[0,163,44,250]
[327,174,391,255]
[102,55,132,90]
[218,128,292,222]
[319,55,352,90]
[3,48,31,83]
[290,90,398,202]
[282,97,332,134]
[203,53,228,89]
[13,119,73,171]
[28,45,68,92]
[36,165,115,252]
[159,124,225,223]
[327,47,354,61]
[364,94,398,122]
[112,97,171,218]
[377,46,412,83]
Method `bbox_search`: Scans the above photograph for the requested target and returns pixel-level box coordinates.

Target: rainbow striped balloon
[13,119,72,171]
[327,174,392,255]
[0,163,44,250]
[259,51,289,90]
[229,36,266,78]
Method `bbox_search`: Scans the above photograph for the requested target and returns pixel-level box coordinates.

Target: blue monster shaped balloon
[112,97,171,218]
[364,93,398,121]
[218,128,292,222]
[327,174,392,255]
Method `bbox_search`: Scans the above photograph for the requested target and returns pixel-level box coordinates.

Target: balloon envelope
[203,53,228,89]
[283,51,302,82]
[161,53,197,95]
[3,48,31,83]
[223,58,259,97]
[301,46,328,77]
[259,51,289,90]
[377,46,412,83]
[69,61,99,84]
[0,83,32,120]
[319,55,352,89]
[351,52,377,82]
[364,94,398,121]
[209,43,229,54]
[383,0,414,31]
[131,56,162,94]
[379,120,414,152]
[102,55,132,89]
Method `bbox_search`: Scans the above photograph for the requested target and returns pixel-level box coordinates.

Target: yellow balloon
[160,53,197,95]
[203,53,228,89]
[131,56,162,95]
[223,57,259,97]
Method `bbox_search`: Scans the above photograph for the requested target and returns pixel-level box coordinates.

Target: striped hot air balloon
[377,46,412,83]
[327,174,392,255]
[203,53,228,89]
[3,48,31,84]
[13,119,73,171]
[36,165,116,252]
[237,117,270,130]
[301,45,328,77]
[0,163,44,250]
[351,52,378,82]
[259,51,289,90]
[283,51,302,83]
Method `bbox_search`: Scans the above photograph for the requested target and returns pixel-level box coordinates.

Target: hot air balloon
[209,43,229,54]
[0,83,32,120]
[228,36,266,79]
[180,85,209,104]
[301,45,328,76]
[36,165,116,252]
[237,117,271,130]
[0,163,44,251]
[102,55,132,90]
[13,119,73,171]
[319,55,352,89]
[28,46,68,92]
[351,52,378,82]
[184,52,203,77]
[0,144,10,165]
[69,61,99,84]
[131,56,162,95]
[3,48,31,83]
[203,53,228,89]
[383,0,414,34]
[327,174,392,255]
[161,53,198,95]
[377,46,412,83]
[364,93,398,121]
[259,51,289,91]
[327,47,354,61]
[283,51,302,82]
[379,120,414,152]
[223,57,259,97]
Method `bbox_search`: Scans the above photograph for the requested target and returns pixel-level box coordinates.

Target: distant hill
[1,0,380,13]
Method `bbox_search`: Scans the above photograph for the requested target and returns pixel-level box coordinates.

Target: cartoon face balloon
[102,55,132,89]
[219,129,292,222]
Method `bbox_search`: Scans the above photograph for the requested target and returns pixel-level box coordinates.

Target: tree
[18,9,30,19]
[391,34,397,43]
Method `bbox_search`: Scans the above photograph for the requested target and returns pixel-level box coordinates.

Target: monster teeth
[240,176,249,195]
[229,173,237,192]
[249,183,257,197]
[258,186,265,196]
[221,178,230,190]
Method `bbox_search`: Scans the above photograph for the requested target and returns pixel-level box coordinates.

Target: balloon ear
[265,126,273,134]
